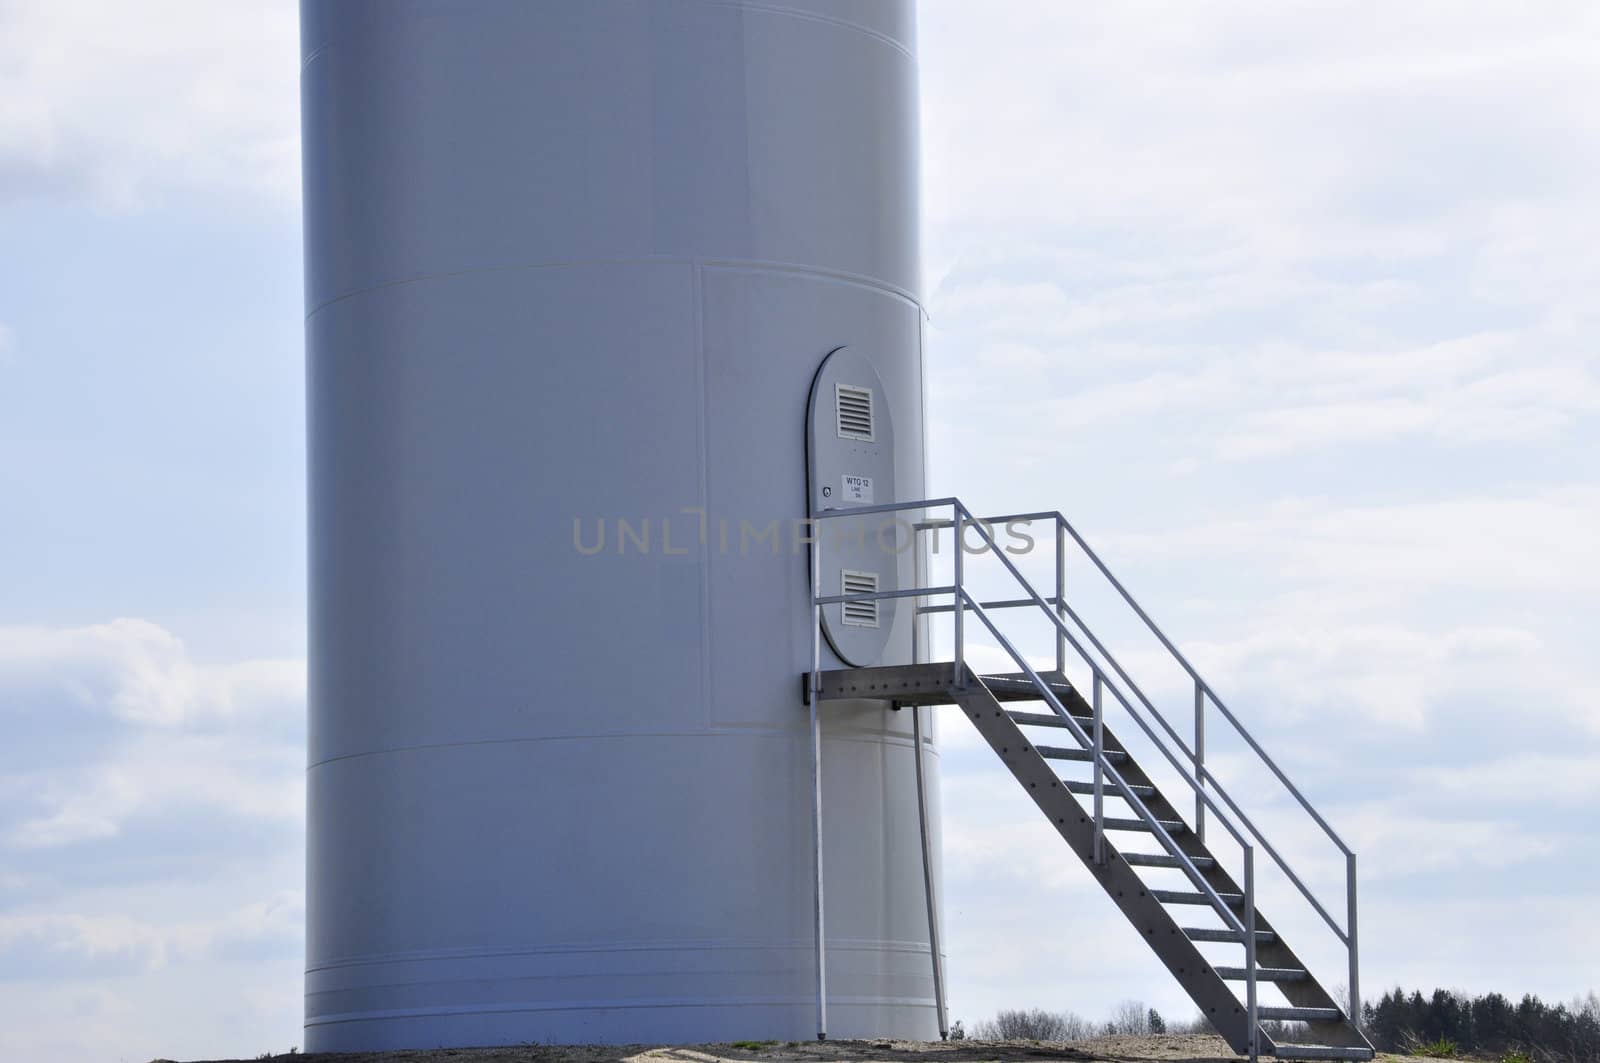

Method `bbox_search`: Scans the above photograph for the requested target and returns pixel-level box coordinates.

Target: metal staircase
[802,498,1373,1062]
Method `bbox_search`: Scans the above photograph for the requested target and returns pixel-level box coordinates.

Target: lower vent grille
[841,570,880,628]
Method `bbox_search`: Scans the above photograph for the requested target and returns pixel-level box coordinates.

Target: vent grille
[836,383,874,441]
[841,570,880,628]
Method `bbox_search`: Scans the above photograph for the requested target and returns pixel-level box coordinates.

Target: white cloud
[0,0,1596,1054]
[9,730,303,850]
[923,2,1600,236]
[0,890,302,977]
[0,619,302,847]
[1177,623,1546,730]
[933,309,1600,461]
[1214,360,1600,459]
[0,618,305,1061]
[0,1,299,208]
[1363,893,1600,1003]
[923,0,1600,484]
[0,889,305,1061]
[1108,488,1600,598]
[1416,752,1600,806]
[1332,804,1565,881]
[919,2,1600,1028]
[0,617,300,726]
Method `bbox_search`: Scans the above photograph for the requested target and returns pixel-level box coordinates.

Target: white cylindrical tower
[300,0,936,1052]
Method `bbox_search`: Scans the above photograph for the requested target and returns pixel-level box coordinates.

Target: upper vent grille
[835,383,874,441]
[841,570,880,628]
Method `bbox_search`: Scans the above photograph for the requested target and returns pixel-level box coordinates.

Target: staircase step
[1152,889,1244,907]
[1216,966,1308,982]
[1037,745,1128,763]
[1123,852,1215,869]
[1183,927,1276,944]
[1007,710,1098,731]
[1270,1045,1373,1061]
[938,659,1367,1059]
[1065,779,1155,799]
[1258,1007,1344,1023]
[979,675,1075,697]
[1103,817,1187,834]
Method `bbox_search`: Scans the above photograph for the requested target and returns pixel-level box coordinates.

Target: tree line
[1363,987,1600,1061]
[959,987,1600,1061]
[954,1001,1192,1042]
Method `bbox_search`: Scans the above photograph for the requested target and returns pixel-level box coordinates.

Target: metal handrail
[812,500,1260,921]
[1051,593,1350,943]
[925,503,1351,854]
[980,506,1358,1029]
[922,504,1357,942]
[812,499,1260,1056]
[923,505,1349,849]
[803,496,1383,1055]
[952,510,1253,856]
[1054,513,1353,854]
[817,584,956,606]
[1048,512,1357,955]
[960,588,1255,939]
[809,495,1261,875]
[916,595,1060,614]
[1055,595,1197,759]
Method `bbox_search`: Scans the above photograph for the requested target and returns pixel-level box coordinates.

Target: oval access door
[807,346,897,667]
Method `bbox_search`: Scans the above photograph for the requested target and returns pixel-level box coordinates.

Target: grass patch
[730,1041,779,1051]
[1410,1038,1460,1058]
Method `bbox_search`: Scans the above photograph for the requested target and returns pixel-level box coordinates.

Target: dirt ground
[180,1033,1463,1063]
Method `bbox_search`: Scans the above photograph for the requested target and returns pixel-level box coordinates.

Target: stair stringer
[1025,678,1373,1057]
[949,674,1258,1055]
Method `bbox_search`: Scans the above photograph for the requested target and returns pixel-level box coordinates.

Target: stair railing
[922,505,1360,1032]
[1055,508,1360,1029]
[944,502,1261,1060]
[959,583,1262,1063]
[809,498,1261,1060]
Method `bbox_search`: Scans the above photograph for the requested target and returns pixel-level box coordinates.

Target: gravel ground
[177,1033,1463,1063]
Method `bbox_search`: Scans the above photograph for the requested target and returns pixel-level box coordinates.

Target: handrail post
[1054,519,1067,675]
[961,501,1356,1045]
[1194,680,1206,844]
[952,503,965,688]
[1058,513,1354,852]
[1092,672,1105,865]
[811,521,822,705]
[1347,851,1361,1031]
[912,706,949,1039]
[1245,845,1258,1063]
[808,524,827,1040]
[962,588,1245,929]
[912,509,924,666]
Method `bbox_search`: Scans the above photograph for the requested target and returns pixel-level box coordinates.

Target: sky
[1,2,1597,1060]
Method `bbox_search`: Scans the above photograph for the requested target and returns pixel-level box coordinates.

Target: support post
[808,528,827,1040]
[1246,846,1259,1063]
[952,504,965,688]
[1194,679,1206,844]
[912,706,948,1039]
[811,524,823,704]
[912,510,925,667]
[1092,672,1105,865]
[1347,850,1361,1031]
[1054,519,1067,675]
